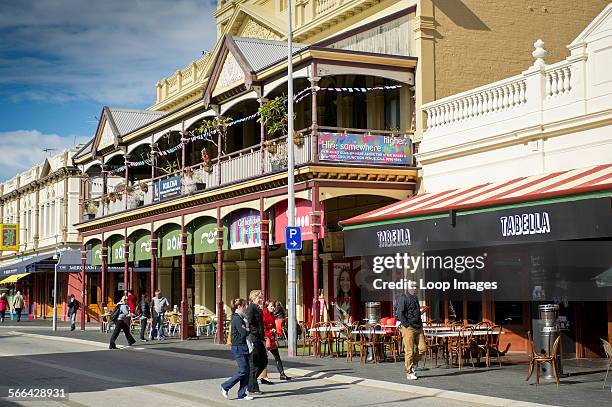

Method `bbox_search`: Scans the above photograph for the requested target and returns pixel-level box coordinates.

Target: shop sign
[229,210,261,249]
[109,236,134,264]
[154,175,182,201]
[0,224,19,251]
[134,232,151,261]
[192,218,227,253]
[159,225,185,258]
[91,242,102,266]
[500,212,551,237]
[274,199,323,244]
[318,132,412,165]
[376,227,411,248]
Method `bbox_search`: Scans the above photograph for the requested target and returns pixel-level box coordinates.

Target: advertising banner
[229,210,261,249]
[109,236,134,264]
[0,223,19,251]
[318,132,412,165]
[134,232,152,261]
[191,217,228,253]
[274,199,324,244]
[154,175,182,201]
[159,225,184,258]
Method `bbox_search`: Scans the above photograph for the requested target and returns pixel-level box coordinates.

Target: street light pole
[52,249,60,331]
[287,0,297,357]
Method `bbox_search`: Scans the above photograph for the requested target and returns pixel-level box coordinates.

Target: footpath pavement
[3,322,611,407]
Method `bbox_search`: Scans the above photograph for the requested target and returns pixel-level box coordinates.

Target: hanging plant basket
[293,131,304,147]
[264,141,277,155]
[203,163,213,173]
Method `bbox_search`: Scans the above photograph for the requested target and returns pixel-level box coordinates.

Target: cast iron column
[260,198,269,300]
[180,215,188,340]
[310,69,319,163]
[150,227,157,298]
[100,238,108,332]
[124,231,129,291]
[311,184,321,323]
[80,247,87,330]
[124,154,130,210]
[259,97,267,174]
[215,207,224,344]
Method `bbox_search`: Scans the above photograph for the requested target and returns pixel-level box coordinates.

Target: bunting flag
[102,84,402,174]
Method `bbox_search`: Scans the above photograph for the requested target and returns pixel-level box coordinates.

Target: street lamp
[286,0,297,357]
[52,248,60,331]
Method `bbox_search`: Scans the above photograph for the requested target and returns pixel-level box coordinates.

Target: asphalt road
[0,331,492,407]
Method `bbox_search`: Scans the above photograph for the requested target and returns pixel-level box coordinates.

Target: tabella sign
[154,175,182,201]
[0,224,19,251]
[500,212,551,237]
[318,132,412,165]
[376,227,411,248]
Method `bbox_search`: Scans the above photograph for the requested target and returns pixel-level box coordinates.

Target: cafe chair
[344,322,361,362]
[601,338,612,389]
[382,326,402,363]
[526,331,561,387]
[359,325,382,365]
[299,321,315,357]
[168,313,181,337]
[478,325,503,368]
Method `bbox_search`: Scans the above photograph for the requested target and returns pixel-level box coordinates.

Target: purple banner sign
[318,132,412,165]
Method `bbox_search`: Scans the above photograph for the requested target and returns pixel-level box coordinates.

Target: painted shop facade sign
[318,132,412,165]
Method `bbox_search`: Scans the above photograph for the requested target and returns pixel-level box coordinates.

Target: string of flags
[103,84,402,174]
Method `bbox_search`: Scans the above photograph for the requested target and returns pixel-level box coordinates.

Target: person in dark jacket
[395,288,428,380]
[137,293,151,342]
[67,294,80,331]
[220,298,253,400]
[246,290,267,395]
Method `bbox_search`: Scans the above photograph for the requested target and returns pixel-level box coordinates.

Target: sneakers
[220,385,228,399]
[406,367,418,380]
[238,395,254,400]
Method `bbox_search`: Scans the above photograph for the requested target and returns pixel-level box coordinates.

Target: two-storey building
[71,0,610,340]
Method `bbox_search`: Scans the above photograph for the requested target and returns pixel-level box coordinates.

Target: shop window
[466,301,483,324]
[494,301,524,325]
[89,274,99,304]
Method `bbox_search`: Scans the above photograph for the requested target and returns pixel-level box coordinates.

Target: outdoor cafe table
[425,330,504,368]
[309,326,343,333]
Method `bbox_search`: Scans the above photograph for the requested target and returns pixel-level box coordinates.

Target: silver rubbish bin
[538,304,563,379]
[365,302,381,324]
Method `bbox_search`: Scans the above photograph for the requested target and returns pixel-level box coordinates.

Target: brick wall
[432,0,610,100]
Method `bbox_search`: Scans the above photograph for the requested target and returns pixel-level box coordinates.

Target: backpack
[110,304,122,323]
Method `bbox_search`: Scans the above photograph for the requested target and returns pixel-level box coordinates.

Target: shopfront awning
[0,273,30,285]
[56,249,150,272]
[0,253,55,277]
[341,164,612,256]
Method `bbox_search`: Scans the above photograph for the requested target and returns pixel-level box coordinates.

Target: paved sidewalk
[4,325,611,407]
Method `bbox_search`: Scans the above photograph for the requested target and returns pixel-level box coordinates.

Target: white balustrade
[317,0,337,15]
[220,150,262,185]
[545,61,572,98]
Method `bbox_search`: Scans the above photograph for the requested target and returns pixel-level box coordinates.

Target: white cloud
[0,0,218,106]
[0,130,88,182]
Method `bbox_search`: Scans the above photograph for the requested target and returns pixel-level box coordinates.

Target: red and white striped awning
[343,164,612,226]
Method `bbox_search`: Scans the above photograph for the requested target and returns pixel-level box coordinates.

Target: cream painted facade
[0,148,83,260]
[418,4,612,192]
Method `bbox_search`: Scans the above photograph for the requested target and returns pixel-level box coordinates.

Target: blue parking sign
[285,226,302,250]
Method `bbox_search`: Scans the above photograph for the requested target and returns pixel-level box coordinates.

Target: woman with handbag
[259,300,291,385]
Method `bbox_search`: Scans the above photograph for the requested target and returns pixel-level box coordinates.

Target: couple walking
[221,290,291,400]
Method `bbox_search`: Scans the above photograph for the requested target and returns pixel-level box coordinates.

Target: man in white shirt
[151,290,169,340]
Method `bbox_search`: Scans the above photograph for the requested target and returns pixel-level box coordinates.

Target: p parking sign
[285,226,302,250]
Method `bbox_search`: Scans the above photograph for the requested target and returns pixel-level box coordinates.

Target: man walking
[395,288,427,380]
[137,293,151,342]
[151,290,169,340]
[67,294,80,331]
[109,296,136,349]
[12,291,24,322]
[246,290,267,395]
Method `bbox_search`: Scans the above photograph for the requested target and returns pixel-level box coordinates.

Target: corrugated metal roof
[232,36,308,72]
[73,137,94,159]
[107,108,167,136]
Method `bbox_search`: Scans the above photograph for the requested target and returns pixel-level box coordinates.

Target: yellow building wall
[430,0,609,100]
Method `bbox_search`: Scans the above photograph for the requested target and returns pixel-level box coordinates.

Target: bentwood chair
[600,339,612,389]
[478,325,503,367]
[299,322,314,356]
[359,324,382,364]
[344,322,361,362]
[526,331,562,387]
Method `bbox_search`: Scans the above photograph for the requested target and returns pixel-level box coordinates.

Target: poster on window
[331,261,352,323]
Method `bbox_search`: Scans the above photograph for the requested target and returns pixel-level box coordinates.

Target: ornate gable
[92,107,120,156]
[97,119,115,151]
[213,51,247,96]
[239,18,282,41]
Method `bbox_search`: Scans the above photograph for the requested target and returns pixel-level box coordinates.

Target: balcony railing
[81,128,413,222]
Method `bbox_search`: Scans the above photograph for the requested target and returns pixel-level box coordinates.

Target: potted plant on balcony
[201,148,213,173]
[109,192,117,203]
[258,96,294,171]
[293,131,304,146]
[84,201,98,220]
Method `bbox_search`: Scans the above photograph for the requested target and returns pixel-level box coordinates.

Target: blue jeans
[222,344,250,399]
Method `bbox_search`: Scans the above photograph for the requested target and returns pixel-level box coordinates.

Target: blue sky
[0,0,218,181]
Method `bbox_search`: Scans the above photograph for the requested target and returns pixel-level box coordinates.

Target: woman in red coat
[258,300,291,385]
[0,293,8,323]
